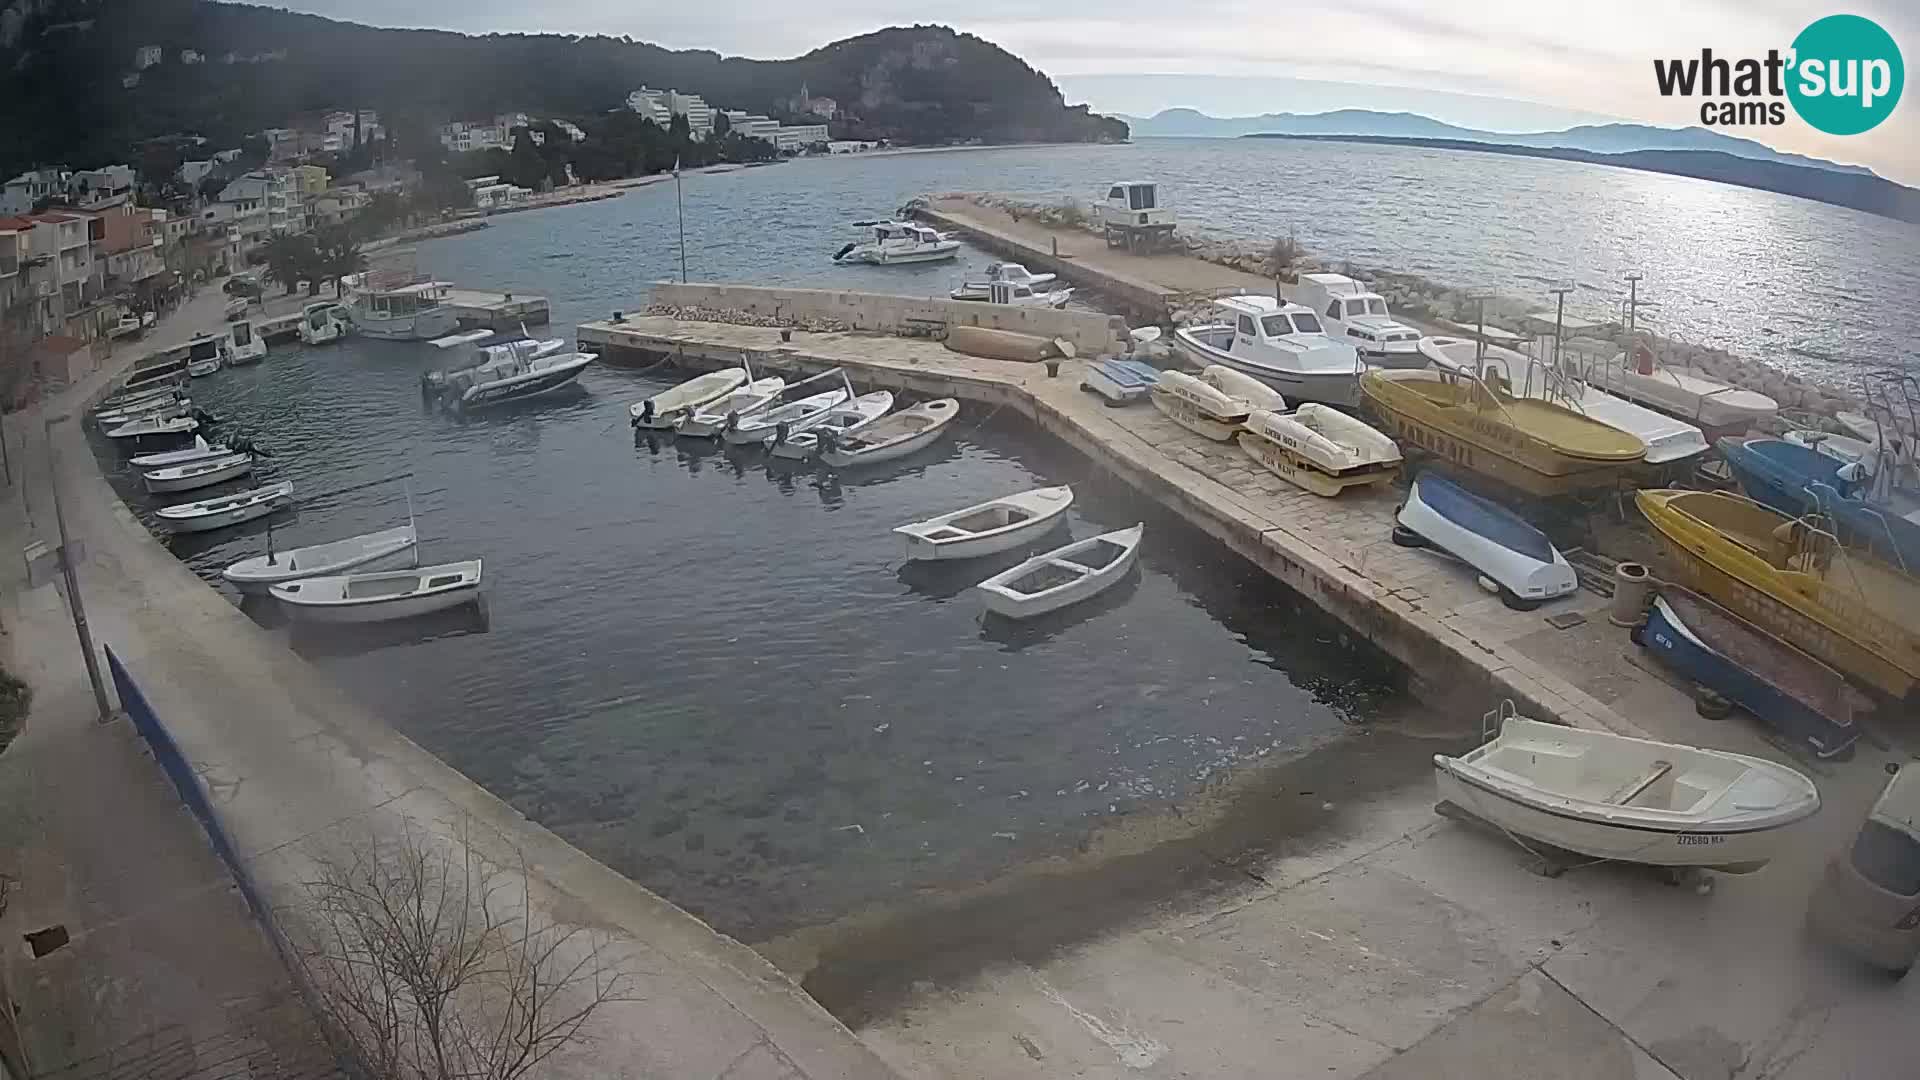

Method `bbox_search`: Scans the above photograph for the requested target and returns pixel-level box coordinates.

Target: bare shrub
[1266,231,1300,276]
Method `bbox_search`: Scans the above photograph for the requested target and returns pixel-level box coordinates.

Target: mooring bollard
[1044,358,1061,378]
[1051,236,1059,257]
[780,328,793,343]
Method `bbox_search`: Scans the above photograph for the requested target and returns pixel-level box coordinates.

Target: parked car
[1807,763,1920,977]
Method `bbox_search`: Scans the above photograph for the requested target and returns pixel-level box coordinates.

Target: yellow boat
[1360,370,1645,497]
[1636,489,1920,701]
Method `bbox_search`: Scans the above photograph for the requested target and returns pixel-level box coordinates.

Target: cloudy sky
[282,0,1917,181]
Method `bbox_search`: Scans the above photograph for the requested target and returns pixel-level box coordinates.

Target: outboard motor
[724,410,740,433]
[832,242,857,262]
[633,399,655,429]
[773,420,790,446]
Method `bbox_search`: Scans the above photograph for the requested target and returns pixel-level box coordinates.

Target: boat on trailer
[1434,711,1820,874]
[894,485,1074,561]
[818,398,959,467]
[223,524,419,593]
[1393,469,1577,610]
[1239,405,1401,496]
[975,524,1144,619]
[271,559,483,623]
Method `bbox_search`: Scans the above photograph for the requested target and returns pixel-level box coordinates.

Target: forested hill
[0,0,1127,173]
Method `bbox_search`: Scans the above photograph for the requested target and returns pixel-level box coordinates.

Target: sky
[279,0,1918,183]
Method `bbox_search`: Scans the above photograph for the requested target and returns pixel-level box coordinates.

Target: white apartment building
[438,121,510,153]
[627,87,714,138]
[722,111,779,141]
[626,87,671,126]
[772,124,830,152]
[1,168,66,214]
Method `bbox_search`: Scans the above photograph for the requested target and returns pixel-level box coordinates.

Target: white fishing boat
[723,383,852,446]
[1294,273,1425,367]
[1589,345,1778,432]
[831,221,959,265]
[299,301,350,345]
[950,262,1058,301]
[155,481,292,533]
[1199,365,1288,413]
[142,452,253,494]
[1150,369,1251,441]
[118,342,193,394]
[818,398,959,468]
[271,559,483,623]
[630,367,751,429]
[1421,337,1709,465]
[894,484,1074,561]
[972,280,1072,309]
[1172,295,1364,407]
[348,280,459,341]
[1239,405,1402,496]
[130,436,228,469]
[106,413,199,440]
[256,311,305,344]
[770,391,893,460]
[1393,470,1576,609]
[679,378,788,438]
[223,524,419,593]
[184,330,229,377]
[225,319,266,365]
[976,524,1144,619]
[1434,713,1821,873]
[96,395,189,429]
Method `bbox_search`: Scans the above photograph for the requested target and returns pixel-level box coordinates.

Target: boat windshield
[1851,821,1920,896]
[1366,298,1388,315]
[1260,314,1295,337]
[188,337,220,360]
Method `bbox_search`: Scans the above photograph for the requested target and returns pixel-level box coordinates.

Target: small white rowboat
[142,452,254,494]
[819,398,960,468]
[1200,365,1288,413]
[131,436,228,469]
[770,391,894,460]
[1238,405,1402,496]
[107,414,198,440]
[271,559,483,623]
[221,525,419,593]
[630,367,749,429]
[156,481,292,533]
[723,387,851,446]
[1434,715,1820,873]
[895,484,1074,561]
[1150,370,1249,442]
[678,378,786,438]
[976,524,1145,619]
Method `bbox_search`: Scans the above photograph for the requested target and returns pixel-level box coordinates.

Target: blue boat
[1807,481,1920,574]
[1393,469,1576,609]
[1082,358,1160,405]
[1718,437,1920,570]
[1637,588,1860,759]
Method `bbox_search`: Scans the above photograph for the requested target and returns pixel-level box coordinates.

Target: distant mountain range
[1120,108,1876,177]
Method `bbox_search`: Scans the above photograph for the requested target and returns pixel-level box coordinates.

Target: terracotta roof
[0,216,32,230]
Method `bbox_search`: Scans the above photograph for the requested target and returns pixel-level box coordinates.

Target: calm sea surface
[97,138,1916,938]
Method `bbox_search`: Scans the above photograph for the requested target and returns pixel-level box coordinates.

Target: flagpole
[675,156,688,283]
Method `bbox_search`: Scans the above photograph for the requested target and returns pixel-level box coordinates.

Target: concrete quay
[444,286,551,330]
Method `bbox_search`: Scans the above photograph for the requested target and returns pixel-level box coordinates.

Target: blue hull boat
[1082,358,1160,405]
[1718,437,1920,570]
[1808,481,1920,574]
[1393,469,1576,609]
[1637,588,1859,759]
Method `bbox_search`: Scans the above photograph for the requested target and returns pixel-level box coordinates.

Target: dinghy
[1082,359,1160,406]
[96,397,190,429]
[1150,370,1251,441]
[895,485,1074,561]
[223,524,419,593]
[156,481,292,533]
[106,414,199,440]
[142,452,253,494]
[630,367,750,429]
[1637,589,1860,760]
[131,436,228,469]
[1434,713,1821,873]
[1239,405,1401,497]
[271,559,483,624]
[1393,470,1577,609]
[818,398,959,468]
[1200,365,1288,413]
[678,379,787,438]
[976,524,1144,619]
[97,384,180,415]
[723,386,852,446]
[770,391,893,460]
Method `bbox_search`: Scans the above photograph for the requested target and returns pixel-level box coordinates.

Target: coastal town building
[627,87,715,138]
[772,124,830,152]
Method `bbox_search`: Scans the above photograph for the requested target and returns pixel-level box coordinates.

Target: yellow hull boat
[1636,489,1920,701]
[1361,370,1645,497]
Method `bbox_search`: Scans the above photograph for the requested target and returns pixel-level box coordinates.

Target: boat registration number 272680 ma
[1677,833,1726,846]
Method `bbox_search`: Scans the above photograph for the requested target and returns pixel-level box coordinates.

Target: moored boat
[1238,405,1401,496]
[1635,489,1920,700]
[225,319,266,365]
[1434,714,1821,873]
[1361,368,1646,497]
[818,398,959,468]
[156,481,292,533]
[1150,369,1250,442]
[299,301,350,345]
[271,559,483,623]
[679,379,787,438]
[142,452,253,494]
[106,413,199,441]
[348,280,459,341]
[894,485,1074,561]
[630,367,751,429]
[222,524,419,593]
[770,391,893,460]
[96,395,190,429]
[723,385,852,446]
[1637,589,1861,760]
[832,221,959,265]
[256,311,304,344]
[430,340,594,410]
[119,342,192,393]
[1171,295,1364,407]
[950,262,1058,301]
[130,435,227,469]
[976,524,1144,619]
[1394,469,1577,609]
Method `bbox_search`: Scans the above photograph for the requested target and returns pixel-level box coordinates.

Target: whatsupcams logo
[1653,14,1904,134]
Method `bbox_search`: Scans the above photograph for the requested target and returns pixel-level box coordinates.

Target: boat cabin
[869,222,943,247]
[1295,273,1422,359]
[186,333,226,364]
[360,281,451,318]
[229,320,257,351]
[1095,181,1177,250]
[1206,295,1360,373]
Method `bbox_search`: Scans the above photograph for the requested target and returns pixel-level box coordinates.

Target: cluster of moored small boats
[894,485,1144,619]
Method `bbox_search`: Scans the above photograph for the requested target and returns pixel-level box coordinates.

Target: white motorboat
[1589,345,1778,432]
[1150,369,1250,441]
[630,367,751,429]
[119,342,193,393]
[1294,273,1425,367]
[96,384,179,416]
[1172,295,1364,407]
[131,436,228,469]
[106,414,199,440]
[1393,470,1577,609]
[96,395,189,429]
[187,358,220,378]
[427,338,594,410]
[770,391,893,460]
[271,559,483,623]
[348,280,460,341]
[1434,713,1821,874]
[186,330,230,369]
[818,398,959,468]
[895,484,1074,561]
[256,311,305,344]
[142,452,253,494]
[679,378,788,438]
[156,481,292,533]
[1199,365,1288,413]
[723,385,852,446]
[950,263,1058,301]
[972,280,1072,309]
[299,301,350,345]
[832,221,959,265]
[223,524,419,593]
[225,319,266,365]
[976,524,1144,619]
[1239,405,1402,496]
[1421,337,1709,465]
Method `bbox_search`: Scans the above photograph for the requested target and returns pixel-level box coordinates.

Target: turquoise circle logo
[1787,14,1904,135]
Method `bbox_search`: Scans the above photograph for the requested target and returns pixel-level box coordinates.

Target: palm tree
[316,227,367,297]
[262,233,317,295]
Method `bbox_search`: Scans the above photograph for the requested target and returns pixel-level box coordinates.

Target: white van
[1807,764,1920,977]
